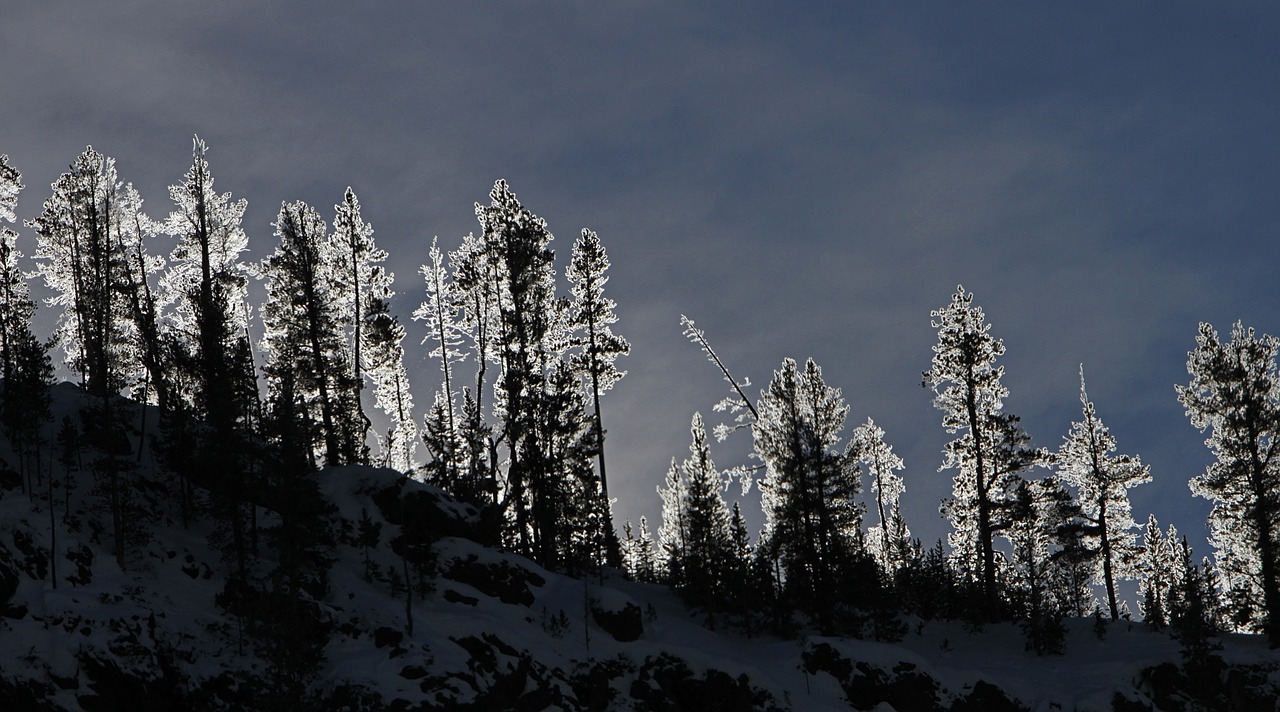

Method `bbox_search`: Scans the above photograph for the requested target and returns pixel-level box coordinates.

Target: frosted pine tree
[331,188,382,376]
[1137,515,1178,628]
[1177,321,1280,644]
[446,232,502,514]
[471,180,575,563]
[1005,475,1077,647]
[261,201,365,467]
[849,418,910,574]
[924,285,1043,620]
[755,357,863,632]
[673,413,734,605]
[331,187,388,443]
[160,137,255,420]
[622,517,658,583]
[0,154,33,391]
[567,228,630,511]
[362,293,417,472]
[1057,367,1150,620]
[537,360,604,571]
[155,140,261,571]
[0,155,19,227]
[114,183,172,410]
[414,237,465,482]
[30,147,135,398]
[449,231,501,419]
[0,156,51,485]
[657,459,688,586]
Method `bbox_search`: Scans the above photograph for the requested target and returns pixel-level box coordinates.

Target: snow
[2,382,1279,709]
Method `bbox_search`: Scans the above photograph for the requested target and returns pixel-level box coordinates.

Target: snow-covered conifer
[1137,514,1177,628]
[363,294,417,472]
[657,459,687,586]
[0,155,33,392]
[1005,476,1077,621]
[160,137,255,420]
[0,184,52,486]
[849,418,910,574]
[414,237,465,480]
[538,360,604,571]
[470,180,592,566]
[30,147,135,398]
[1177,321,1280,644]
[924,285,1044,620]
[331,188,385,379]
[669,413,735,604]
[261,200,365,467]
[755,357,862,631]
[1057,367,1150,620]
[623,517,658,583]
[0,154,19,226]
[567,228,630,506]
[113,183,172,409]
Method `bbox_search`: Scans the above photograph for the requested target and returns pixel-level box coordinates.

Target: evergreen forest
[1,142,1279,709]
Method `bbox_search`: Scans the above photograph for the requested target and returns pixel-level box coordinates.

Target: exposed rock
[950,679,1026,712]
[374,626,404,649]
[443,588,479,606]
[442,554,546,607]
[591,601,643,642]
[629,653,784,712]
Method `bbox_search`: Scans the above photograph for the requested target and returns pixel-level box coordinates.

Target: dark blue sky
[4,2,1280,553]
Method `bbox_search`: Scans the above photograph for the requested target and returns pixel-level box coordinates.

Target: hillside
[1,384,1279,711]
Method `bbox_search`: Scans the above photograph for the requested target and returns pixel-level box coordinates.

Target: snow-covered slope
[1,384,1279,710]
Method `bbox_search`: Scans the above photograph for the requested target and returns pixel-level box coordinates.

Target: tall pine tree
[1057,367,1150,620]
[330,187,384,447]
[924,286,1043,620]
[30,147,135,399]
[660,414,735,605]
[567,228,630,558]
[0,154,32,393]
[849,418,911,575]
[1177,321,1280,644]
[754,357,863,632]
[261,201,365,468]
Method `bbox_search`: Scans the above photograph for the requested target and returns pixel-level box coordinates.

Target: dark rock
[372,479,487,545]
[444,589,479,606]
[591,601,643,642]
[374,626,404,649]
[449,634,572,711]
[805,642,947,712]
[12,529,48,580]
[399,665,428,680]
[630,653,783,712]
[1111,692,1153,712]
[443,554,546,607]
[571,656,633,712]
[951,680,1026,712]
[0,676,58,711]
[0,554,18,607]
[0,465,21,491]
[65,544,93,587]
[76,655,184,712]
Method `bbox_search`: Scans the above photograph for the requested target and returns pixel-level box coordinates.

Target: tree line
[2,143,1279,660]
[634,286,1280,655]
[0,142,629,697]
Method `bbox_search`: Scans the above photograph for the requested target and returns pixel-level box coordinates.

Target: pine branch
[680,315,758,422]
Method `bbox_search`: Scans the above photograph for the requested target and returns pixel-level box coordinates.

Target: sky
[4,2,1280,555]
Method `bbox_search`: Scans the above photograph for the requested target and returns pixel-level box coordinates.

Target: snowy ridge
[1,385,1279,710]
